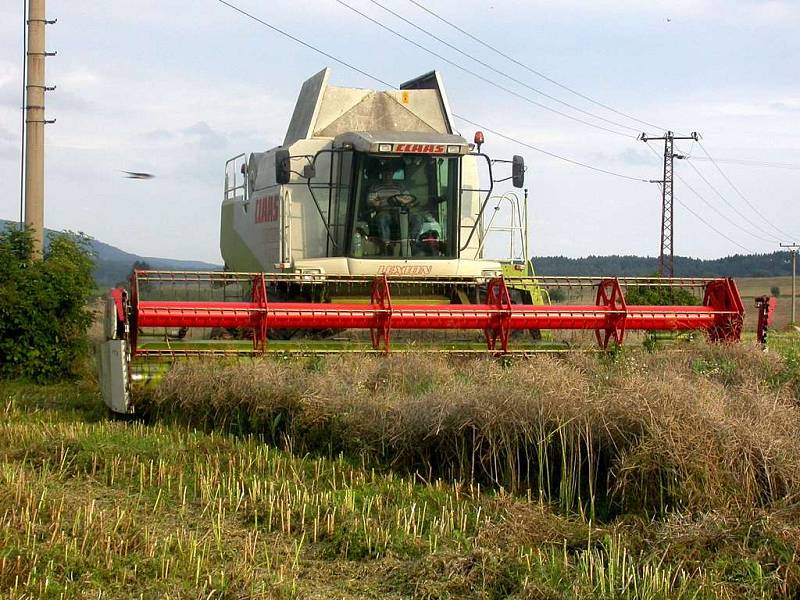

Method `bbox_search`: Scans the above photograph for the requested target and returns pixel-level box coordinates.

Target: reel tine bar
[121,271,746,356]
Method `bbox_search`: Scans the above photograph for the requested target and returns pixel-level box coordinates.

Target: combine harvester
[99,69,746,414]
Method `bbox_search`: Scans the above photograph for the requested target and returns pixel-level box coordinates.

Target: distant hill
[1,220,220,287]
[85,236,220,287]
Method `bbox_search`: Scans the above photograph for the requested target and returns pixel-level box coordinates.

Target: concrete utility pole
[780,243,799,324]
[639,131,700,278]
[23,0,56,258]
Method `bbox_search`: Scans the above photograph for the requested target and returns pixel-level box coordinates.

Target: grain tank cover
[334,131,471,155]
[283,67,456,147]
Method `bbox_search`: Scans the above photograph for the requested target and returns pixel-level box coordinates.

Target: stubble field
[2,333,800,598]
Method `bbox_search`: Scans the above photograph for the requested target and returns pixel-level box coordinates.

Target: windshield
[348,153,459,259]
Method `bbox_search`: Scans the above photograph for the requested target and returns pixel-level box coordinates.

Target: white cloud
[57,66,100,88]
[0,61,22,109]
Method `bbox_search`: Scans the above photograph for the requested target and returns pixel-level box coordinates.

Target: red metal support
[110,288,126,324]
[594,278,627,349]
[251,274,268,352]
[129,270,140,354]
[370,275,392,352]
[703,278,745,342]
[755,295,777,346]
[484,277,512,353]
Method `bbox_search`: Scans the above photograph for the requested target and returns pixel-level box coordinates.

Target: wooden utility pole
[780,243,799,324]
[639,131,700,277]
[23,0,55,258]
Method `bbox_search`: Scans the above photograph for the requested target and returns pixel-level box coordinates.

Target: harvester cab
[221,68,527,281]
[280,131,476,262]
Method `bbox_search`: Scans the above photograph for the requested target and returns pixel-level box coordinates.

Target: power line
[681,155,781,243]
[404,0,667,132]
[676,173,770,245]
[214,0,395,89]
[334,0,634,138]
[645,141,762,245]
[455,114,649,182]
[674,196,751,253]
[643,142,752,253]
[364,0,641,134]
[697,141,799,241]
[212,0,650,182]
[687,156,800,170]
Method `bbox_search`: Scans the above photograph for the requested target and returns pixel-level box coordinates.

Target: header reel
[98,270,745,415]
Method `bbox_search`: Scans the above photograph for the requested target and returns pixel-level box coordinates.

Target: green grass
[2,337,800,597]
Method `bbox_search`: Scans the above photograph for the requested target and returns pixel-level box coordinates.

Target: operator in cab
[364,157,446,257]
[366,160,416,254]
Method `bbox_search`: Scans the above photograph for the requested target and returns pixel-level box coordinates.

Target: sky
[0,0,799,263]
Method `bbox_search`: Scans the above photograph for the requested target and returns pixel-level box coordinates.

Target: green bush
[625,279,699,306]
[0,226,95,382]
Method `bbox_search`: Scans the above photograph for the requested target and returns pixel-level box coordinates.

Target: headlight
[296,267,324,281]
[481,269,503,279]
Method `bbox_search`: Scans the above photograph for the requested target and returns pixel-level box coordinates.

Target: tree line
[531,252,793,277]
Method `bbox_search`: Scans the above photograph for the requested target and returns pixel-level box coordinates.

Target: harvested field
[144,342,800,518]
[736,276,796,331]
[2,339,800,598]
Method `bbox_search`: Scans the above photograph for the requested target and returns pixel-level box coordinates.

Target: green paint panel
[220,204,264,272]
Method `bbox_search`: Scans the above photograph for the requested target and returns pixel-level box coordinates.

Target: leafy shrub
[625,284,698,306]
[0,226,95,381]
[622,272,699,306]
[771,286,781,297]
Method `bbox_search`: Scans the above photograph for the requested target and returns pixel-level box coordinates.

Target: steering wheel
[387,193,418,208]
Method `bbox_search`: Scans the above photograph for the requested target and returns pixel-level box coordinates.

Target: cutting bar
[122,274,744,354]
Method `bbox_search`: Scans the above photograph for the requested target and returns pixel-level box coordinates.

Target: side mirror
[512,155,525,188]
[275,149,291,184]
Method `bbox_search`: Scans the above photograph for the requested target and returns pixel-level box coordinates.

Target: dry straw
[144,342,800,519]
